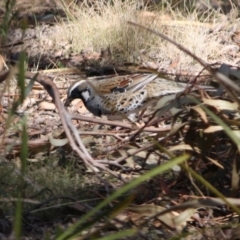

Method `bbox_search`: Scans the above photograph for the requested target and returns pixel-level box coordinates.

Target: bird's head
[65,80,91,107]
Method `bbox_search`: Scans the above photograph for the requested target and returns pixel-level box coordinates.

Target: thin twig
[71,114,172,133]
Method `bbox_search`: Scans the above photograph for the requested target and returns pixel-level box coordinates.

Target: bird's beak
[64,97,72,107]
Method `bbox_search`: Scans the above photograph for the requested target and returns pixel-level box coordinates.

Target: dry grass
[47,0,229,68]
[2,0,235,70]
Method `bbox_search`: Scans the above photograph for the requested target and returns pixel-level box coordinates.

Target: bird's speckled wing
[88,75,135,94]
[145,77,187,98]
[89,73,159,94]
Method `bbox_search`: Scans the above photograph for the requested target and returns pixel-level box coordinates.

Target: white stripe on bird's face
[68,80,87,96]
[81,90,91,101]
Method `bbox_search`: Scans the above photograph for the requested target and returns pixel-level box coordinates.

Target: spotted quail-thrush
[65,73,212,120]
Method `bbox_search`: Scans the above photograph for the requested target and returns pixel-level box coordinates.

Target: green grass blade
[56,154,190,240]
[13,116,28,239]
[13,52,29,239]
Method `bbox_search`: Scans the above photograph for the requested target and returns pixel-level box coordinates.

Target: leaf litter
[2,0,240,239]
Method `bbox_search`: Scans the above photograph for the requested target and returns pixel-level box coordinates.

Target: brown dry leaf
[127,211,146,226]
[191,105,208,124]
[81,136,95,146]
[169,122,188,136]
[169,144,201,153]
[126,156,135,168]
[70,99,88,114]
[51,129,64,138]
[112,213,130,229]
[14,157,21,169]
[174,208,196,232]
[38,101,56,110]
[206,157,224,169]
[32,82,44,90]
[31,89,45,95]
[0,54,6,72]
[27,158,45,162]
[202,97,238,111]
[142,61,159,69]
[49,134,68,147]
[127,149,147,158]
[232,158,239,191]
[118,149,135,168]
[204,125,223,133]
[128,204,185,230]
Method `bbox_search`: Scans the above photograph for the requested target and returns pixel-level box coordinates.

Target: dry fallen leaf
[0,54,6,72]
[128,204,188,230]
[202,97,238,111]
[48,133,68,147]
[19,97,36,111]
[204,125,223,133]
[38,101,56,110]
